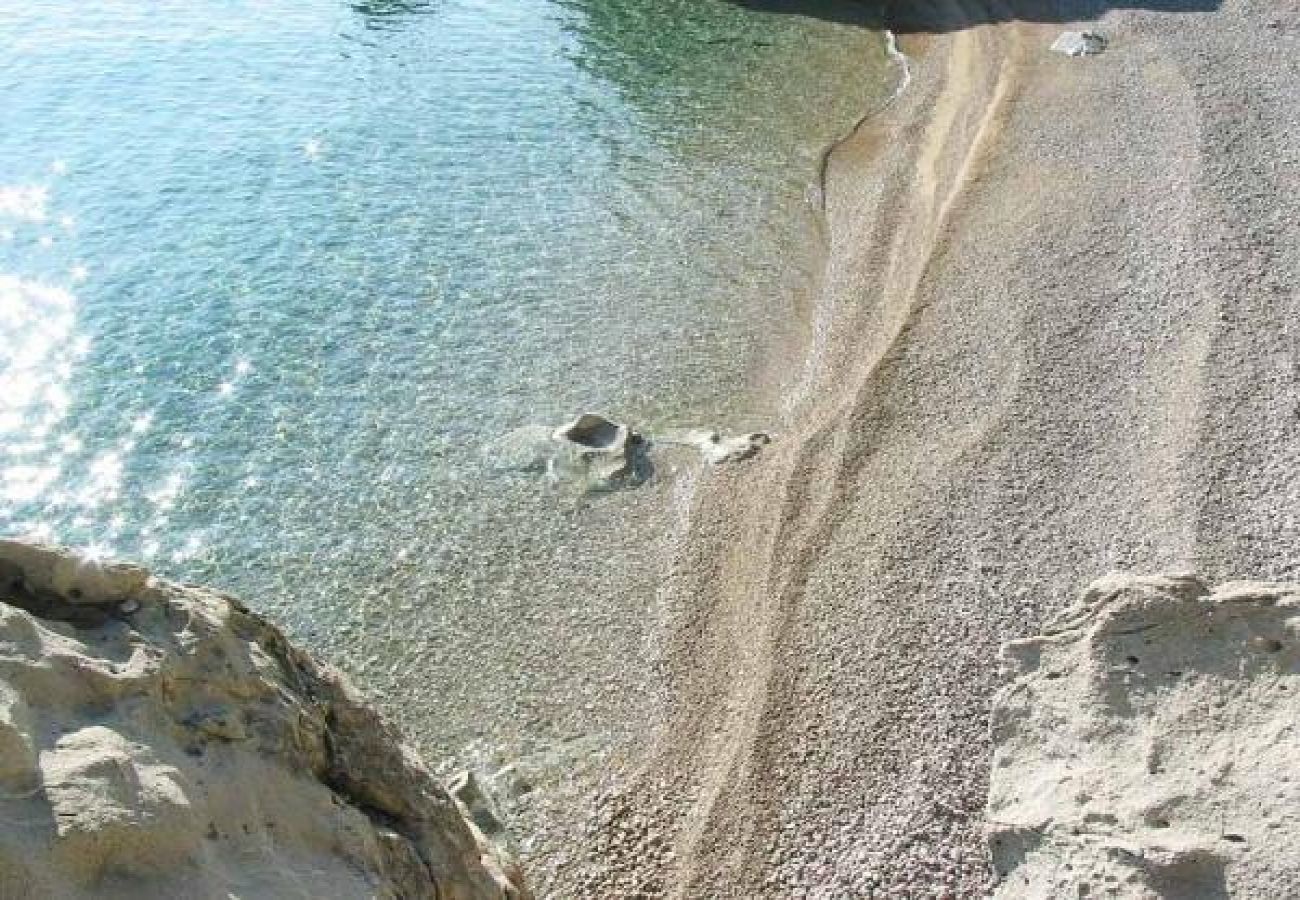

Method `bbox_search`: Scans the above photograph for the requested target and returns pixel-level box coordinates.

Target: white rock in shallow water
[0,540,529,900]
[486,415,768,488]
[551,413,647,486]
[1051,30,1107,56]
[483,415,648,489]
[699,430,771,464]
[987,573,1300,898]
[661,428,771,465]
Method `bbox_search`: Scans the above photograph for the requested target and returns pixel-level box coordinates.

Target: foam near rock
[987,573,1300,899]
[0,539,529,900]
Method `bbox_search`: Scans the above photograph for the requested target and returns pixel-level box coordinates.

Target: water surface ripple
[0,0,890,751]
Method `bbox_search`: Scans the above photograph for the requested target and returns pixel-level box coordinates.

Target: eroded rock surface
[0,539,529,900]
[551,413,647,486]
[988,574,1300,899]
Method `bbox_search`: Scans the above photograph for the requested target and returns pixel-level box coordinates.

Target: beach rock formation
[0,539,528,900]
[987,574,1300,899]
[551,413,646,486]
[482,414,648,489]
[483,416,769,495]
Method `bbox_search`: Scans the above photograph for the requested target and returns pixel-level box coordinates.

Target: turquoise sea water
[0,1,890,747]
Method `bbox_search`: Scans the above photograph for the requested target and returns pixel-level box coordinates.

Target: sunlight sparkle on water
[0,277,78,446]
[0,185,48,222]
[19,522,54,542]
[83,451,124,505]
[80,542,112,564]
[147,472,184,511]
[2,465,60,504]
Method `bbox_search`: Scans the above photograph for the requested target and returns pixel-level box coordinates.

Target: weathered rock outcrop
[987,574,1300,899]
[0,539,528,900]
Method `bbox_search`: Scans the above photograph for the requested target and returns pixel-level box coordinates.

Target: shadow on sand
[728,0,1220,33]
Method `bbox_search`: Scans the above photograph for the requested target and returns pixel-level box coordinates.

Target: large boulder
[0,539,529,900]
[987,573,1300,899]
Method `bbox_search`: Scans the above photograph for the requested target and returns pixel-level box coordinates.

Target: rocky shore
[1,1,1295,897]
[0,540,528,899]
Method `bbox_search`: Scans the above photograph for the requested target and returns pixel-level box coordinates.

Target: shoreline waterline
[779,27,913,419]
[0,2,902,893]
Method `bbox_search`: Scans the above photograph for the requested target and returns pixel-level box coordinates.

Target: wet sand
[551,0,1300,895]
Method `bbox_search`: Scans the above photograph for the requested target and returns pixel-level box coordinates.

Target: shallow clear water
[0,1,890,746]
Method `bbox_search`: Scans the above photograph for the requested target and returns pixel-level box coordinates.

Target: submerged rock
[0,539,529,900]
[482,414,649,489]
[551,413,647,486]
[1051,30,1108,56]
[987,573,1300,898]
[448,770,507,839]
[485,414,768,491]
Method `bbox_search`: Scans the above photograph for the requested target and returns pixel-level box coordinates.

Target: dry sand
[550,0,1300,895]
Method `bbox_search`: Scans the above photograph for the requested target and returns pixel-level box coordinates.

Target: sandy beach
[550,0,1300,895]
[0,0,1296,897]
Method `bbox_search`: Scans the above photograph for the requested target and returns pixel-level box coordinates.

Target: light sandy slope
[559,0,1300,895]
[0,540,528,900]
[989,574,1300,899]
